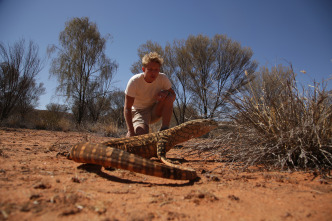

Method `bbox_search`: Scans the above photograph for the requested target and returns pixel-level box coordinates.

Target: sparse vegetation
[1,25,330,173]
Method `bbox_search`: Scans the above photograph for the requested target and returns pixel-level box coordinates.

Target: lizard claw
[168,159,181,164]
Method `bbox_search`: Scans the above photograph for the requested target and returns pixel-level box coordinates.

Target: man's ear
[142,66,145,72]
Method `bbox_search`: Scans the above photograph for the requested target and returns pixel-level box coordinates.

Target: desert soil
[0,128,331,221]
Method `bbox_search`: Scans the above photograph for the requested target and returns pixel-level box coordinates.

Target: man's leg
[131,108,151,136]
[135,124,149,135]
[153,93,175,130]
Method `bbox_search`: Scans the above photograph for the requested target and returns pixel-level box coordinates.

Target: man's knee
[135,124,149,135]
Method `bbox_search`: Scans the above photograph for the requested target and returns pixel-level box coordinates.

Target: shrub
[83,121,125,138]
[33,104,73,131]
[214,65,331,170]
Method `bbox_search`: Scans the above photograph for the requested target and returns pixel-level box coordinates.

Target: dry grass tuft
[205,65,332,171]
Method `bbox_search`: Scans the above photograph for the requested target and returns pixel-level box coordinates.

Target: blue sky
[0,0,331,109]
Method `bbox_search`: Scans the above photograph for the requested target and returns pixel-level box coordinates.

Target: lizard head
[182,118,218,138]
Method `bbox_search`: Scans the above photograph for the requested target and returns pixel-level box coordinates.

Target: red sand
[0,128,331,220]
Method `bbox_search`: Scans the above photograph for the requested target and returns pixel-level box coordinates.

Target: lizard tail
[69,143,197,180]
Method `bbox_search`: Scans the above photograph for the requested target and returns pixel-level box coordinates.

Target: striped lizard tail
[69,142,197,180]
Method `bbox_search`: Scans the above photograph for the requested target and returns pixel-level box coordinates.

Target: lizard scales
[69,119,218,180]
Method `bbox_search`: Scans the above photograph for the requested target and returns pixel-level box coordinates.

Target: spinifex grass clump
[219,65,331,170]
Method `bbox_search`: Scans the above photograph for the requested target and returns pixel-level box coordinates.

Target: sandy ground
[0,127,331,221]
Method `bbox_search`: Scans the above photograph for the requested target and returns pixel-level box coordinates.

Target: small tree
[0,39,45,122]
[49,17,117,125]
[166,40,195,123]
[181,34,257,119]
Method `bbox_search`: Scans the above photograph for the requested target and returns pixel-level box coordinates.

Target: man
[124,52,176,137]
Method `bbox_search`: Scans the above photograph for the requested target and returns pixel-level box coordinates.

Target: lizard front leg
[157,137,179,166]
[156,137,198,174]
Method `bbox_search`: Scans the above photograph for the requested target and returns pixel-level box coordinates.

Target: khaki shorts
[132,103,161,128]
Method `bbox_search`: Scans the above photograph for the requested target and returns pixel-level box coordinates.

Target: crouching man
[124,52,176,137]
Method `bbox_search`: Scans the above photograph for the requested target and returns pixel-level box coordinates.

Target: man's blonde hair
[142,52,164,67]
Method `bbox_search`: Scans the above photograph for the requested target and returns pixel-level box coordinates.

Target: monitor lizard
[68,119,218,180]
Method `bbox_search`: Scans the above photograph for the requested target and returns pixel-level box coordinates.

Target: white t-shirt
[125,73,172,109]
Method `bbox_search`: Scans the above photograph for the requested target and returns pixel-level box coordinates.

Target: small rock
[30,194,41,200]
[210,175,220,182]
[72,177,81,183]
[283,212,292,218]
[60,207,81,216]
[228,195,240,201]
[33,182,51,189]
[197,193,205,199]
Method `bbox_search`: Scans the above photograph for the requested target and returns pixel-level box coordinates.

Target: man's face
[142,62,160,83]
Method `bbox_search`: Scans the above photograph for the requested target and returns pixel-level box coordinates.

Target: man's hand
[156,90,170,102]
[126,130,136,137]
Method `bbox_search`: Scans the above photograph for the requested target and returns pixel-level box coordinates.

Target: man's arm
[124,94,135,137]
[167,88,176,98]
[156,88,176,102]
